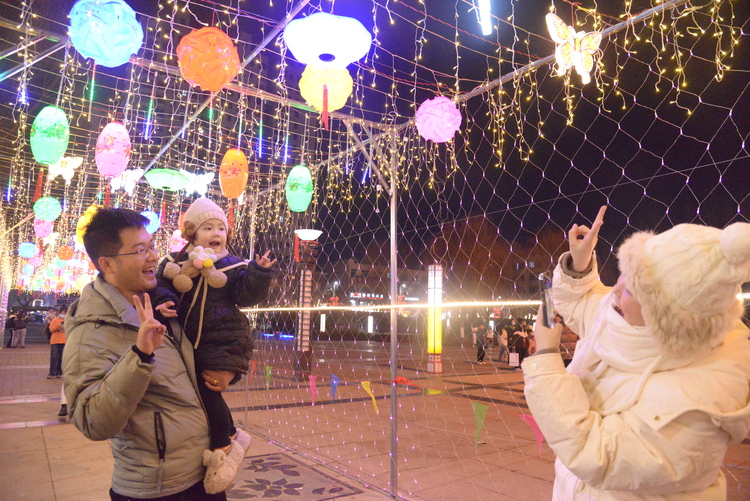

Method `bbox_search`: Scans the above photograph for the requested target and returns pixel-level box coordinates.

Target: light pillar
[427,263,443,373]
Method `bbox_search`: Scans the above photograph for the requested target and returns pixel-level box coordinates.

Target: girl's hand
[155,301,178,318]
[255,250,277,269]
[133,293,165,355]
[569,206,606,272]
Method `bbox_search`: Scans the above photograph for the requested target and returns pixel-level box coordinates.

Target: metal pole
[388,130,398,497]
[0,35,46,61]
[0,41,66,84]
[141,0,313,173]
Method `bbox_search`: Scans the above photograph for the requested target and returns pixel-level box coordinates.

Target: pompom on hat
[617,222,750,358]
[180,197,228,241]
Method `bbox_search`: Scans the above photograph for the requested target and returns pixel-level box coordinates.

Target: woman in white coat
[523,206,750,500]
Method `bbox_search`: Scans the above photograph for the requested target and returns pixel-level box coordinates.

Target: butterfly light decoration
[110,168,144,196]
[48,156,84,185]
[180,170,215,197]
[545,13,602,85]
[42,231,60,249]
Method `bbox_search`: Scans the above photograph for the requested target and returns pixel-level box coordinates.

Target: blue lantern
[22,264,34,276]
[69,0,144,68]
[19,242,37,258]
[141,210,160,234]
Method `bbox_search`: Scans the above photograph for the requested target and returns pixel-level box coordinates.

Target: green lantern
[33,197,63,221]
[144,168,189,191]
[285,164,314,212]
[30,106,70,165]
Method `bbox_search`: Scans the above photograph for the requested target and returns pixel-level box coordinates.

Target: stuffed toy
[162,246,227,293]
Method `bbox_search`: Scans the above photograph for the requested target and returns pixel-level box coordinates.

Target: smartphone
[538,272,555,328]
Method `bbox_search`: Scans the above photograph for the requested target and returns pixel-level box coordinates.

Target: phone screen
[538,272,555,328]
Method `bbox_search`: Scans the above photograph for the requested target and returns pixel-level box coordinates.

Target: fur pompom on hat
[181,198,228,240]
[617,222,750,358]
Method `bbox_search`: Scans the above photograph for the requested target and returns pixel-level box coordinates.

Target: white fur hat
[617,222,750,358]
[181,197,228,240]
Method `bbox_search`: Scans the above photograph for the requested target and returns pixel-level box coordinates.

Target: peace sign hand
[569,206,606,273]
[255,250,277,270]
[133,293,166,356]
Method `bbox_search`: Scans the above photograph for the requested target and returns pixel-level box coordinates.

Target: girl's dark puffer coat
[155,253,273,376]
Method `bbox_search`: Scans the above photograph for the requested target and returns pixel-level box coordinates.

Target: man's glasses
[104,243,157,259]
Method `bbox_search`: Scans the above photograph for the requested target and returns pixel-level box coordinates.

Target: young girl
[155,197,275,494]
[523,206,750,499]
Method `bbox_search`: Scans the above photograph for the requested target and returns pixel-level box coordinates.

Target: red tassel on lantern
[294,234,300,263]
[322,84,329,130]
[33,168,44,203]
[160,200,167,224]
[228,200,235,229]
[104,183,111,206]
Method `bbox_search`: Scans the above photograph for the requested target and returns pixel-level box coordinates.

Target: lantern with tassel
[144,168,189,224]
[57,245,75,261]
[95,122,131,205]
[30,106,70,166]
[299,66,353,129]
[33,197,63,221]
[285,165,314,212]
[176,27,240,92]
[219,148,249,227]
[34,218,54,238]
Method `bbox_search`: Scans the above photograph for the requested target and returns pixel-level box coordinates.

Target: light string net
[0,1,747,499]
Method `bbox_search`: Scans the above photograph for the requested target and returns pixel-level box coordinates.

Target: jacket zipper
[154,411,166,491]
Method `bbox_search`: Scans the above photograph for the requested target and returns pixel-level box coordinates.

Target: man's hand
[255,250,277,269]
[202,369,235,392]
[533,305,563,352]
[133,293,165,355]
[569,205,606,273]
[154,301,178,318]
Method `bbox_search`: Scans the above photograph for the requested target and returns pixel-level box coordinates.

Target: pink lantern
[95,122,131,205]
[96,122,131,177]
[415,96,462,143]
[33,218,54,238]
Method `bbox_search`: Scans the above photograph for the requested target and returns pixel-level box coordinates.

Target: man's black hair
[83,208,148,273]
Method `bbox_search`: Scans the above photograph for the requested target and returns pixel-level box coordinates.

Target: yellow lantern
[299,66,353,129]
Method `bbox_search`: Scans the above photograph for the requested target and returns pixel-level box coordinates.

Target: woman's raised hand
[569,206,606,273]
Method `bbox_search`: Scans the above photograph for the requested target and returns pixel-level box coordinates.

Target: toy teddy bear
[162,246,227,293]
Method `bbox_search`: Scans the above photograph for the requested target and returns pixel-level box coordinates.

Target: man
[63,208,233,500]
[10,309,30,348]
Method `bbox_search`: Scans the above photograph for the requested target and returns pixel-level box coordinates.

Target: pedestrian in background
[47,306,67,379]
[475,323,487,364]
[10,309,30,348]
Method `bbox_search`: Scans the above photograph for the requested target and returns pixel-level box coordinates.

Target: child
[523,206,750,499]
[155,197,275,494]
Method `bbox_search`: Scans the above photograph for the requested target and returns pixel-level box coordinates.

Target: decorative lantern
[57,245,75,261]
[30,106,70,165]
[285,164,314,212]
[96,122,131,204]
[19,242,37,258]
[141,210,160,234]
[176,27,240,92]
[33,218,54,238]
[33,197,63,221]
[144,168,189,192]
[111,168,144,196]
[56,258,68,269]
[299,66,353,128]
[219,149,249,199]
[170,229,188,253]
[284,13,372,70]
[68,0,144,68]
[21,264,34,276]
[415,96,462,143]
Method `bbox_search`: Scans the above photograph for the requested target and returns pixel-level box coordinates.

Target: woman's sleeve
[523,354,729,493]
[552,252,610,340]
